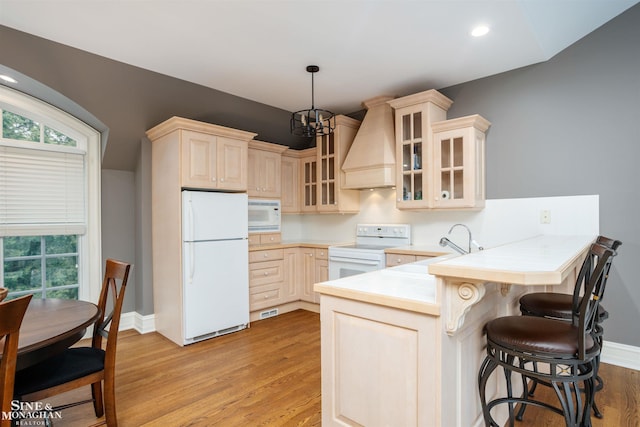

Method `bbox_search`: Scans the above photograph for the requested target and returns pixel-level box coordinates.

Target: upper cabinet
[248,140,288,199]
[315,115,361,213]
[300,149,318,213]
[388,90,490,210]
[147,116,256,192]
[281,148,312,214]
[431,115,490,209]
[281,150,299,213]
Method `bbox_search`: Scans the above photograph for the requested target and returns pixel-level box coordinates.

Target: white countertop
[315,235,595,316]
[428,234,595,285]
[314,256,454,315]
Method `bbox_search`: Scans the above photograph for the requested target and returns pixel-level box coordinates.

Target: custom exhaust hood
[342,96,396,189]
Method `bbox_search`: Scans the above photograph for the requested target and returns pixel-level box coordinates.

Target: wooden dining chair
[0,294,33,427]
[14,259,131,427]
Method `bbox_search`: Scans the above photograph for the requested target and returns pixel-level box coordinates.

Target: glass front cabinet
[388,89,490,210]
[315,115,360,213]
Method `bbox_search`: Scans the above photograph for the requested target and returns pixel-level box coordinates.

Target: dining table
[0,298,101,371]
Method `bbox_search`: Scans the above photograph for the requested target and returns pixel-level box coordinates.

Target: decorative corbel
[500,283,512,296]
[445,281,486,336]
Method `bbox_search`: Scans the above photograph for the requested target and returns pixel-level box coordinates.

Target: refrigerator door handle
[187,198,194,241]
[188,241,195,283]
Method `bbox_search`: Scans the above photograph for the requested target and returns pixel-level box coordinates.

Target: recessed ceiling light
[0,75,18,83]
[471,25,490,37]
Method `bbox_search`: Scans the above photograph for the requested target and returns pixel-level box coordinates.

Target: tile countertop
[428,234,595,285]
[248,240,353,251]
[384,244,453,257]
[314,256,454,316]
[314,235,595,315]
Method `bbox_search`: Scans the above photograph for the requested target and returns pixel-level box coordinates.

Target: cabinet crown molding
[249,140,289,153]
[431,114,491,133]
[146,116,257,141]
[387,89,454,111]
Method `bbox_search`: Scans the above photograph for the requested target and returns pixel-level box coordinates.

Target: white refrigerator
[182,190,249,344]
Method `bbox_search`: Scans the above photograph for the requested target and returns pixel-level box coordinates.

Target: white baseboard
[601,340,640,371]
[120,311,156,334]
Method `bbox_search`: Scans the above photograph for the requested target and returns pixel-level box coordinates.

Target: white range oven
[328,224,411,280]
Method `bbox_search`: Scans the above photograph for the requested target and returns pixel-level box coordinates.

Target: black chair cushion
[520,293,609,321]
[14,347,105,397]
[485,316,596,357]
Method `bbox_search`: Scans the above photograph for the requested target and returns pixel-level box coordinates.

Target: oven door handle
[328,256,382,266]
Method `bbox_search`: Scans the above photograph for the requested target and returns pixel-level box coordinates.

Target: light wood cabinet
[385,253,433,267]
[147,117,255,193]
[249,249,285,311]
[180,129,249,191]
[315,249,328,294]
[388,90,489,210]
[248,233,281,246]
[431,115,490,209]
[300,152,318,212]
[248,244,329,318]
[316,115,360,213]
[319,295,439,427]
[146,117,256,346]
[281,148,311,214]
[248,140,287,198]
[388,90,452,209]
[300,247,328,303]
[283,247,301,302]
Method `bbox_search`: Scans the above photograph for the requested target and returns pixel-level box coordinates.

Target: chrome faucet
[439,223,483,255]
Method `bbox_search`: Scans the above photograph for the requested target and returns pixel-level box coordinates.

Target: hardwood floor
[34,309,638,427]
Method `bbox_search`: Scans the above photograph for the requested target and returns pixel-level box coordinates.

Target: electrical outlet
[540,209,551,224]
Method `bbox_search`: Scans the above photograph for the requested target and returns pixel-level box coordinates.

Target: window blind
[0,145,86,236]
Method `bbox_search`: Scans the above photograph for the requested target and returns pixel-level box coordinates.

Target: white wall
[282,191,599,249]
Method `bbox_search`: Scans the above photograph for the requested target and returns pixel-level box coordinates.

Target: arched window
[0,84,101,302]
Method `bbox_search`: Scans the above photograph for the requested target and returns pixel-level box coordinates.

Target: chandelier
[290,65,335,137]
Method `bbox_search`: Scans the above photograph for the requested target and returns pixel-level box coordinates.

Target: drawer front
[386,254,417,267]
[248,234,262,246]
[260,233,281,245]
[249,260,284,286]
[315,248,328,260]
[249,248,284,263]
[249,283,283,311]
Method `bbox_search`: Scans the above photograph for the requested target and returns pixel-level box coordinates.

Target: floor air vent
[260,308,279,319]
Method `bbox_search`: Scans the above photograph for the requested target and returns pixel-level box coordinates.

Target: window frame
[0,85,101,303]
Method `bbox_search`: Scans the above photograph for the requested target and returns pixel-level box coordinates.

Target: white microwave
[248,199,281,233]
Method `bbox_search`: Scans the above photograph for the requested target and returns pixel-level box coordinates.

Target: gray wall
[101,170,136,313]
[440,5,640,346]
[1,3,639,346]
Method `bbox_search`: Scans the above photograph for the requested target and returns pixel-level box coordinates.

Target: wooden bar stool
[478,243,615,427]
[518,235,621,419]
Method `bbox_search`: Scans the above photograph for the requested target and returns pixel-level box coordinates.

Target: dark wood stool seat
[479,243,616,427]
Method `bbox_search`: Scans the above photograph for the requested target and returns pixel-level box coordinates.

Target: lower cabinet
[301,248,327,303]
[385,253,433,267]
[249,249,284,311]
[250,245,329,316]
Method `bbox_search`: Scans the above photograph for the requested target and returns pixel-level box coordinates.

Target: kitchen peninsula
[314,234,594,427]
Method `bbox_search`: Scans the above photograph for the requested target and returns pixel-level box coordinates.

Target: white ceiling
[0,0,637,114]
